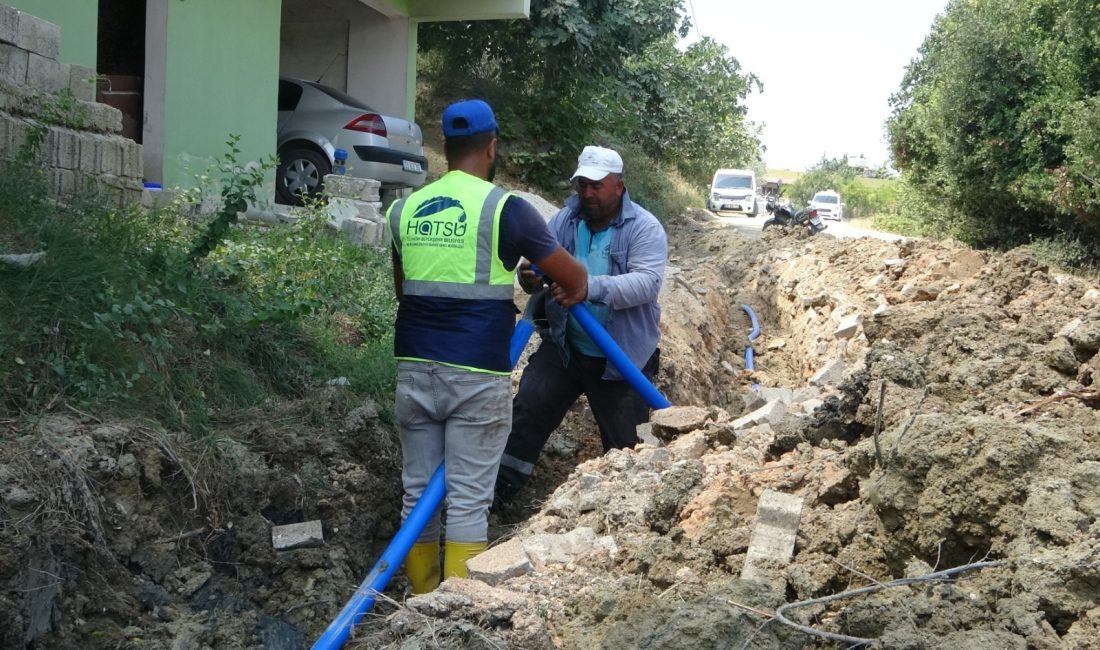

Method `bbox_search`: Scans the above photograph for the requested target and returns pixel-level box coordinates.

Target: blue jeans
[395,361,511,543]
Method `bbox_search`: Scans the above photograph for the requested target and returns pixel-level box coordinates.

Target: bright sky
[682,0,949,171]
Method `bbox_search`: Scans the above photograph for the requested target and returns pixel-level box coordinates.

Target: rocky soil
[2,207,1098,649]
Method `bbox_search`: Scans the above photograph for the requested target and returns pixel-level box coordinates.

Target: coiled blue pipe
[312,303,670,649]
[310,463,446,650]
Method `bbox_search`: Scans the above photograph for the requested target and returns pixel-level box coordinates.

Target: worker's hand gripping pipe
[311,304,670,649]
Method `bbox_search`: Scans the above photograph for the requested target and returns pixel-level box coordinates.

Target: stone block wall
[322,174,390,249]
[0,3,143,206]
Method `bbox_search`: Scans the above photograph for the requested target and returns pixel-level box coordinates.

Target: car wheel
[749,198,759,217]
[277,147,330,205]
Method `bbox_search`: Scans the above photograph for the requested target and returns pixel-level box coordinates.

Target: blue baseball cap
[442,99,498,137]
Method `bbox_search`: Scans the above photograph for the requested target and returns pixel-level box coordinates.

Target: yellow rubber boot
[405,541,441,594]
[443,541,487,579]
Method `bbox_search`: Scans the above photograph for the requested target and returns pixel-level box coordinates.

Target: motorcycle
[762,193,827,235]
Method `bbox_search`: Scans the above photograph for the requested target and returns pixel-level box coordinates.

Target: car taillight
[344,113,387,136]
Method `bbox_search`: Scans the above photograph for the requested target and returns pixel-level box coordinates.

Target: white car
[810,190,843,221]
[275,76,428,205]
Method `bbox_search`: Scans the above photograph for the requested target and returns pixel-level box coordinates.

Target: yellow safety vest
[388,170,513,300]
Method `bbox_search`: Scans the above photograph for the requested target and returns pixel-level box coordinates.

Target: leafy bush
[613,140,704,221]
[0,146,396,431]
[887,0,1100,266]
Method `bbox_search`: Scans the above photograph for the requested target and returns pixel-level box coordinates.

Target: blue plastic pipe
[312,305,670,649]
[741,304,760,341]
[509,318,535,367]
[312,317,537,649]
[740,304,761,389]
[568,303,672,410]
[311,463,446,650]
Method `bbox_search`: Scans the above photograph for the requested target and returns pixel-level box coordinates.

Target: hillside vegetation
[888,0,1100,267]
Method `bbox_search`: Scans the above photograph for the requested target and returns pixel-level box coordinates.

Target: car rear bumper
[351,145,428,188]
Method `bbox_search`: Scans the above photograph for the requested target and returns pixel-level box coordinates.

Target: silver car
[276,76,428,205]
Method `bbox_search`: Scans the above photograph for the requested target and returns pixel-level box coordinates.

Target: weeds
[0,139,397,434]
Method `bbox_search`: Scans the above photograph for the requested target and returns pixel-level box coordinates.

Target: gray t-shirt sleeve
[497,195,559,270]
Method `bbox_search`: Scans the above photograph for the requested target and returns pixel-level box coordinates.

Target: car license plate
[402,160,423,173]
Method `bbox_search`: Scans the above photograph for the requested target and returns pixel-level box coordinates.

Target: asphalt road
[711,210,906,242]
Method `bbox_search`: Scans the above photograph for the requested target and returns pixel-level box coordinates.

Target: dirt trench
[2,208,1099,649]
[356,209,1100,649]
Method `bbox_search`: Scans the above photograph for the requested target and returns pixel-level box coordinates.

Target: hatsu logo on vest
[407,196,469,238]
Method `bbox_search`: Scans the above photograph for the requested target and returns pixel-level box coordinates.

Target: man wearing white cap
[494,145,668,506]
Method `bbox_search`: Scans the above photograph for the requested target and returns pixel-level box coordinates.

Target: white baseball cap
[571,145,624,181]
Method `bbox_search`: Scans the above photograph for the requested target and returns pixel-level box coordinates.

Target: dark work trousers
[495,341,660,502]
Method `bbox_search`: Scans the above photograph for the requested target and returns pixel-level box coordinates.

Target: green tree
[887,0,1100,258]
[418,0,761,193]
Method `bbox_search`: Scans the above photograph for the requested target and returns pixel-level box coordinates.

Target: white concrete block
[741,490,804,586]
[523,527,616,565]
[86,102,122,133]
[68,64,96,102]
[26,52,67,93]
[323,174,381,201]
[465,538,531,585]
[52,128,79,169]
[120,139,142,178]
[834,314,863,339]
[0,42,28,86]
[15,10,61,60]
[0,5,18,46]
[271,520,325,550]
[809,359,845,388]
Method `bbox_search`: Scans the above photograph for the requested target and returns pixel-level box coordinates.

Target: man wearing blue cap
[494,145,667,508]
[386,99,587,594]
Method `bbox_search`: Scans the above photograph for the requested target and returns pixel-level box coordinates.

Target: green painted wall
[7,0,97,67]
[162,0,280,190]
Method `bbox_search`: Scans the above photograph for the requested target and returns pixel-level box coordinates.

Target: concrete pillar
[347,13,412,120]
[142,0,167,183]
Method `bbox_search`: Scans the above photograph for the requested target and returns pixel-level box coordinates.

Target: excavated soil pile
[358,209,1100,649]
[0,397,405,649]
[2,208,1098,649]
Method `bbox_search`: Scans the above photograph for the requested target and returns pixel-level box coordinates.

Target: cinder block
[353,199,381,221]
[15,10,60,60]
[68,65,96,102]
[120,138,142,178]
[54,167,75,195]
[271,520,324,550]
[0,5,18,46]
[323,174,381,201]
[465,538,532,585]
[0,43,29,86]
[741,490,804,587]
[55,128,79,169]
[27,52,67,93]
[86,101,122,133]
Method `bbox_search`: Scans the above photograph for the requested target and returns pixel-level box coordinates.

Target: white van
[708,168,758,216]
